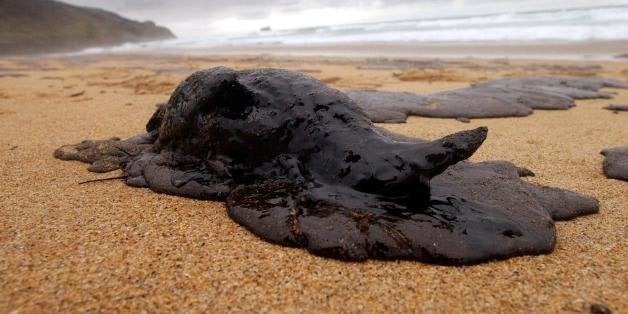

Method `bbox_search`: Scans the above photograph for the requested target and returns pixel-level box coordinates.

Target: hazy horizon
[59,0,628,38]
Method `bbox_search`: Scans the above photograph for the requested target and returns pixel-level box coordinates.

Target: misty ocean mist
[221,5,628,44]
[87,6,628,47]
[60,2,628,56]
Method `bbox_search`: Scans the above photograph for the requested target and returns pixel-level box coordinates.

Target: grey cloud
[59,0,606,36]
[60,0,438,22]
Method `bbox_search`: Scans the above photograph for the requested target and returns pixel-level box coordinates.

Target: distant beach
[73,40,628,61]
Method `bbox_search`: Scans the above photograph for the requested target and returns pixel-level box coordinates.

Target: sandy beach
[0,53,626,312]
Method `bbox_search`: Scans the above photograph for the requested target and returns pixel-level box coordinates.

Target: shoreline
[55,40,628,61]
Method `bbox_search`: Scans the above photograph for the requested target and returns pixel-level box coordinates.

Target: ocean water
[229,5,628,44]
[78,4,628,54]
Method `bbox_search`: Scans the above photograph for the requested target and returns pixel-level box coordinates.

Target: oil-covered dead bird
[55,67,599,265]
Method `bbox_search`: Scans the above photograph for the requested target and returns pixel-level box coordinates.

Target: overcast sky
[59,0,628,37]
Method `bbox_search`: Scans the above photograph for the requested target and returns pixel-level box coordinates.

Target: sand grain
[0,54,626,313]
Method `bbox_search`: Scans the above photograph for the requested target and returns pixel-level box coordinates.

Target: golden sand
[0,54,626,313]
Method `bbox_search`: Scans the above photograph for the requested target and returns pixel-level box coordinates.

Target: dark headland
[0,0,175,55]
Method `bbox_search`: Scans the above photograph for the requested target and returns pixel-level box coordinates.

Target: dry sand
[0,54,626,313]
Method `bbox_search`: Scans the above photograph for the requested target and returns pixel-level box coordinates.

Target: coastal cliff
[0,0,175,55]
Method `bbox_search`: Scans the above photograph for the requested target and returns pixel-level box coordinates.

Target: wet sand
[0,54,626,312]
[93,40,628,60]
